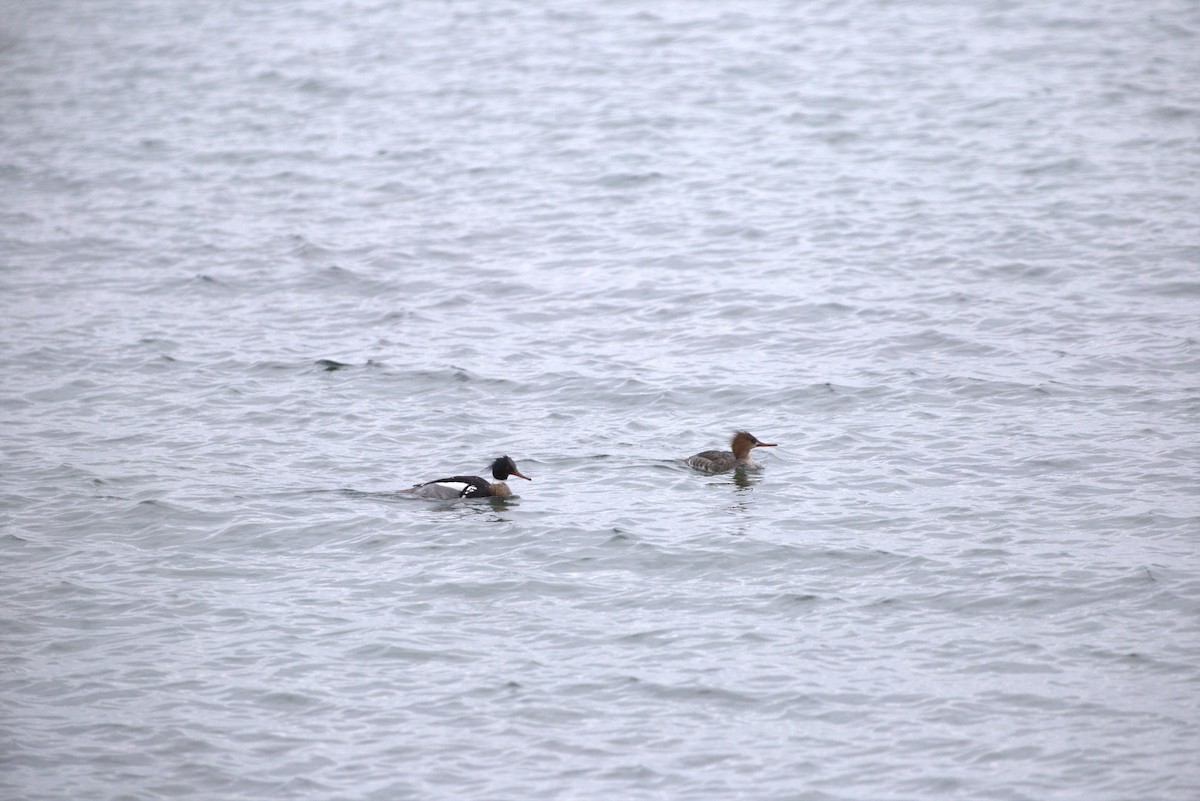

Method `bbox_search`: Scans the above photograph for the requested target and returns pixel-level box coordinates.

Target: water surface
[3,1,1199,799]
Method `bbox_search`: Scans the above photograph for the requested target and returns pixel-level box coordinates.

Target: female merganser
[686,431,778,473]
[406,455,531,499]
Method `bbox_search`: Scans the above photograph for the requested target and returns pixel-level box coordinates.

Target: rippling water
[3,1,1199,799]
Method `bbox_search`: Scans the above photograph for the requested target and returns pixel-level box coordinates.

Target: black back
[424,475,493,498]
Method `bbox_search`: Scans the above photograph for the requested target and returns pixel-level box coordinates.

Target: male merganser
[686,430,778,473]
[406,455,531,499]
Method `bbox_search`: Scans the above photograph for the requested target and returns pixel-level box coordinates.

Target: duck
[406,455,531,499]
[686,430,778,473]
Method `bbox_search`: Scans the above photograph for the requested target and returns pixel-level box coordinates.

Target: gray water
[3,1,1200,799]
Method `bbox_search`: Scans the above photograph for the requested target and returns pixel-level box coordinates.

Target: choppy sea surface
[3,1,1200,799]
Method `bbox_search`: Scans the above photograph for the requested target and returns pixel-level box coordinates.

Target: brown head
[730,430,778,461]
